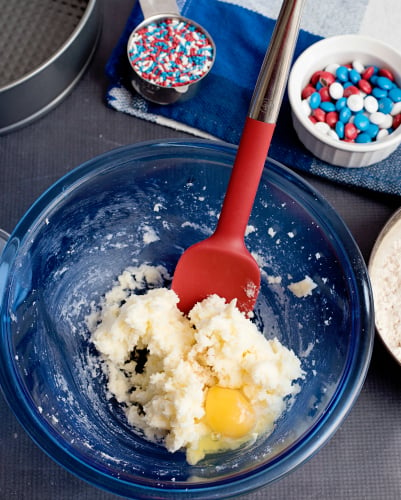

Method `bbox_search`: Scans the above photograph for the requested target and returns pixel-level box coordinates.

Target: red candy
[362,66,375,80]
[310,70,323,86]
[326,111,339,128]
[312,108,326,122]
[319,71,335,86]
[358,79,372,94]
[302,84,315,100]
[343,85,360,97]
[344,122,358,140]
[379,68,395,81]
[393,113,401,129]
[319,86,331,101]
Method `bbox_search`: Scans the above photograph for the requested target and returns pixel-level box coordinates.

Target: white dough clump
[90,264,304,464]
[288,275,317,298]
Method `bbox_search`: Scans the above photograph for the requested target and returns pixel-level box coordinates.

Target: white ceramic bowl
[288,35,401,168]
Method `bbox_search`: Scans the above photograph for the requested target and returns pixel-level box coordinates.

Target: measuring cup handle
[138,0,180,18]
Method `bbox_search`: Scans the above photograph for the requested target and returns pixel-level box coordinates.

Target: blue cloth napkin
[106,0,401,196]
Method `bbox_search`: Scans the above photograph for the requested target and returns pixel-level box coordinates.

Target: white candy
[325,63,340,74]
[327,129,340,140]
[381,113,393,129]
[364,95,379,114]
[314,121,331,135]
[301,98,312,116]
[377,128,390,140]
[329,81,344,100]
[391,101,401,116]
[352,59,365,73]
[370,111,387,126]
[347,93,364,112]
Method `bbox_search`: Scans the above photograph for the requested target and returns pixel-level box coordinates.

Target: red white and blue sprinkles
[301,61,401,143]
[128,18,214,88]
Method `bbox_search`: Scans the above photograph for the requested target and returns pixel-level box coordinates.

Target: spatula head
[172,237,260,314]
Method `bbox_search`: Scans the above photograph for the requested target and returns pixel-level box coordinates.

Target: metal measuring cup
[127,0,216,105]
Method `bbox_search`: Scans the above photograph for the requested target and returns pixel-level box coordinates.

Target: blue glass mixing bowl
[0,140,374,499]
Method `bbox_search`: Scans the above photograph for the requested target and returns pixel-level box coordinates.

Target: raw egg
[205,386,255,439]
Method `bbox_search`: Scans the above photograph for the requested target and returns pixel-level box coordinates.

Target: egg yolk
[204,386,256,439]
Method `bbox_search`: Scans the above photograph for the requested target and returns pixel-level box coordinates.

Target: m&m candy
[300,61,401,144]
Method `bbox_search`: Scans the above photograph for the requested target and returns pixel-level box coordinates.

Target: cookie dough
[90,264,304,464]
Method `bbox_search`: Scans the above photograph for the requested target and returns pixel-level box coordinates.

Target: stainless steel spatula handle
[248,0,305,124]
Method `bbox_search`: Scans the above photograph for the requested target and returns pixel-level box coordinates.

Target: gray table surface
[1,1,401,499]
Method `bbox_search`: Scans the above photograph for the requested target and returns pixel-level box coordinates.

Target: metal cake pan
[0,0,101,134]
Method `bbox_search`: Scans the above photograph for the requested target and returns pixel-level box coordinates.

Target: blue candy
[336,66,349,83]
[378,96,393,114]
[339,106,352,123]
[309,92,321,109]
[389,87,401,102]
[320,101,336,112]
[355,132,372,143]
[335,120,345,139]
[366,122,379,139]
[377,76,393,90]
[353,113,370,131]
[349,69,361,84]
[336,97,347,111]
[372,87,388,99]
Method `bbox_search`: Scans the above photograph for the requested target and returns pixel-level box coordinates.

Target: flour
[370,223,401,363]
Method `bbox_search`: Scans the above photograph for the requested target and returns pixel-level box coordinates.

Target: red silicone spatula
[172,0,305,314]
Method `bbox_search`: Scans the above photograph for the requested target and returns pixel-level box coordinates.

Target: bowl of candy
[288,35,401,167]
[0,140,374,499]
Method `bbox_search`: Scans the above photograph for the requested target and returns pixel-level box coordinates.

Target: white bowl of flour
[369,207,401,365]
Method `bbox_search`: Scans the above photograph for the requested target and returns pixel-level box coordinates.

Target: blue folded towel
[106,0,401,196]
